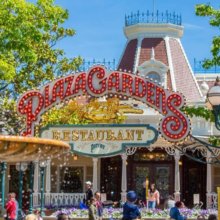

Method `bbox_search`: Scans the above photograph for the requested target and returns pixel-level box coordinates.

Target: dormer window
[137,48,169,88]
[147,71,161,82]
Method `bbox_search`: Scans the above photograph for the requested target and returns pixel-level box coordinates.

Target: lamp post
[39,161,47,216]
[207,76,220,131]
[16,162,28,220]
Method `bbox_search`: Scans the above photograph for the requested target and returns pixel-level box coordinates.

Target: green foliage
[182,106,214,122]
[40,106,89,127]
[0,0,82,135]
[0,98,24,134]
[0,0,82,97]
[195,4,220,69]
[183,106,220,146]
[209,136,220,146]
[195,4,220,146]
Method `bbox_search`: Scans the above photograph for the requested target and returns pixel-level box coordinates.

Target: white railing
[212,193,218,209]
[207,193,217,209]
[33,193,86,208]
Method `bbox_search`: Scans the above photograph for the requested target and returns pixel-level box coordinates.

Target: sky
[54,0,219,69]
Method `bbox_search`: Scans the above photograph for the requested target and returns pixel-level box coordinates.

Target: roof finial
[151,48,155,60]
[214,76,220,86]
[153,0,155,19]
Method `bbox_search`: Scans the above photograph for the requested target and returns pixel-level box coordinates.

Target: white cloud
[183,23,204,30]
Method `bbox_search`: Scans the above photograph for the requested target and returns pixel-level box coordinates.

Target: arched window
[147,72,161,82]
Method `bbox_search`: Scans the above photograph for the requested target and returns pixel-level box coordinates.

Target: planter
[44,210,56,216]
[47,208,217,220]
[43,218,206,220]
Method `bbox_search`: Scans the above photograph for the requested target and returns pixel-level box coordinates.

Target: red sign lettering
[17,65,190,142]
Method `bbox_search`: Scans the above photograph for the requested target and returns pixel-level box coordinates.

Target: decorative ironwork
[78,59,116,71]
[194,59,220,73]
[126,147,137,155]
[174,135,220,165]
[125,10,182,27]
[163,146,176,155]
[147,146,155,152]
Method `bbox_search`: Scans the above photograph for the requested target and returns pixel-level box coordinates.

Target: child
[208,214,217,220]
[95,191,103,220]
[33,210,43,220]
[122,191,141,220]
[88,197,98,220]
[25,214,38,220]
[57,214,69,220]
[5,193,18,220]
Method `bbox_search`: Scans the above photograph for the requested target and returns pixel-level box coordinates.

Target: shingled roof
[117,23,203,102]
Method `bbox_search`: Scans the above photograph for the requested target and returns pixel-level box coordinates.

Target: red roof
[117,37,202,102]
[118,39,137,72]
[169,38,202,102]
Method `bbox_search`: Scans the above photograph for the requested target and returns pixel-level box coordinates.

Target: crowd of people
[83,181,217,220]
[4,181,218,220]
[83,181,103,220]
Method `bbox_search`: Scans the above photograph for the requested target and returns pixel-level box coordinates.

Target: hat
[85,181,92,185]
[127,191,137,202]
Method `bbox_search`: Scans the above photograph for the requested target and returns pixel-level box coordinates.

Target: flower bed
[52,208,217,219]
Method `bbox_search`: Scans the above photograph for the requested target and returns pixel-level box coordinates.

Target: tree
[196,4,220,69]
[0,0,82,97]
[179,4,220,146]
[0,0,82,134]
[0,97,24,134]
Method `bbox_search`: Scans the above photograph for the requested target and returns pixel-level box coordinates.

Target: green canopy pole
[17,163,27,220]
[28,162,34,214]
[40,166,46,216]
[1,162,6,214]
[18,168,24,219]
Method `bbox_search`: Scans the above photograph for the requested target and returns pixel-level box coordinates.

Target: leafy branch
[196,4,220,69]
[183,106,220,146]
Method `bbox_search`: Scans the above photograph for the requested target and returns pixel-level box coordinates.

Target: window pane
[147,72,161,82]
[155,167,170,200]
[134,166,150,200]
[60,167,83,193]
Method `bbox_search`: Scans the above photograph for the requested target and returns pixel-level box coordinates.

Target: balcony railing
[32,192,217,209]
[125,10,182,27]
[78,59,116,72]
[33,193,86,208]
[78,58,220,74]
[207,193,217,209]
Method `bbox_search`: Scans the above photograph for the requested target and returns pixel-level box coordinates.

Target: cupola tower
[117,11,202,102]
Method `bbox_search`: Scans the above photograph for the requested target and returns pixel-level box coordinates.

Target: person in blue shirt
[170,201,187,220]
[122,191,141,220]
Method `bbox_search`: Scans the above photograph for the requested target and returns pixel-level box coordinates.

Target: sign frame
[40,124,158,157]
[17,65,191,142]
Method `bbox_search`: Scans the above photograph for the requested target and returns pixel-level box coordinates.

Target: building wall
[213,166,220,192]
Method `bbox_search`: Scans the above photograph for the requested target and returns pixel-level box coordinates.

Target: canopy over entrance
[0,135,70,162]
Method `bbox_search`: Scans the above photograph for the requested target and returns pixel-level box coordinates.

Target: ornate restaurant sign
[40,124,158,157]
[17,65,191,142]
